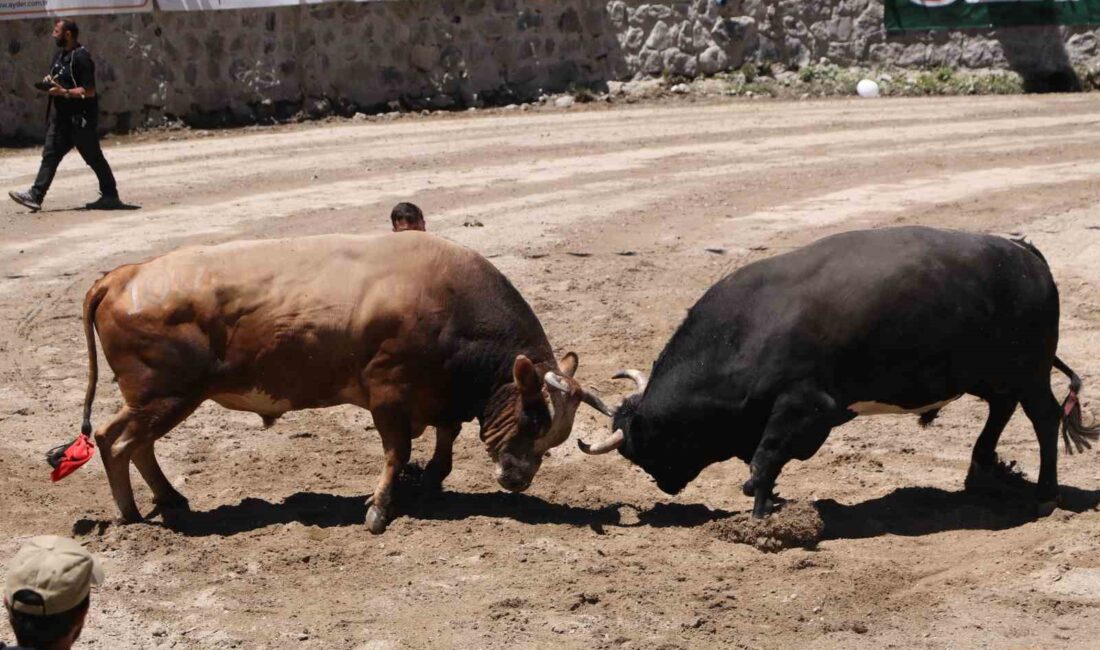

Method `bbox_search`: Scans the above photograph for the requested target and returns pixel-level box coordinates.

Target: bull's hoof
[965,458,1029,495]
[153,493,190,511]
[420,471,447,495]
[751,497,776,519]
[366,505,389,535]
[964,465,997,495]
[741,478,755,497]
[116,512,144,525]
[1036,499,1058,518]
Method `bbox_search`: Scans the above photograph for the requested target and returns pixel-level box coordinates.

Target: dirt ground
[1,95,1099,649]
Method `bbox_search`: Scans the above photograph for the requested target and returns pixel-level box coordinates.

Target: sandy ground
[1,95,1099,649]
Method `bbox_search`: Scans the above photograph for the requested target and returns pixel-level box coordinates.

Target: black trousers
[30,113,118,202]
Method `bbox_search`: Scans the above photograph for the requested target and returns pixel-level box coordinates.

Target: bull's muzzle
[495,454,539,492]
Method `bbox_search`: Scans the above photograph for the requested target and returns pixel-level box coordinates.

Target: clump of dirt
[964,455,1032,495]
[705,501,824,552]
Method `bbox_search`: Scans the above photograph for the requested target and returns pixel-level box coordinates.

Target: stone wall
[611,1,1100,88]
[0,1,628,141]
[3,0,1100,142]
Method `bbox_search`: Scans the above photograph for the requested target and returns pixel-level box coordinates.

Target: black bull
[581,226,1099,517]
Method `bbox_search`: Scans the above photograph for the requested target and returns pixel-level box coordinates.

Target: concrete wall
[3,0,1100,142]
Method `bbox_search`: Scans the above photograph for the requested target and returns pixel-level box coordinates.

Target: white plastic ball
[856,79,880,98]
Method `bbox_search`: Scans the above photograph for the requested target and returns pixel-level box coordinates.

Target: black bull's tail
[1053,357,1100,454]
[1013,237,1098,454]
[81,280,109,437]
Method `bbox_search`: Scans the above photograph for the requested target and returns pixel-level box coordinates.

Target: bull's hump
[153,232,484,286]
[119,264,211,316]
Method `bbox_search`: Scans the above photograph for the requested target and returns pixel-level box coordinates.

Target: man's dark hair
[390,202,425,230]
[56,20,79,39]
[8,591,89,649]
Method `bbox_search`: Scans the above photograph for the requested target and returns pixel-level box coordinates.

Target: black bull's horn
[613,369,648,393]
[578,429,625,455]
[577,369,648,455]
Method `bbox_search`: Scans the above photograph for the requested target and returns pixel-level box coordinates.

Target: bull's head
[483,353,610,492]
[578,369,713,495]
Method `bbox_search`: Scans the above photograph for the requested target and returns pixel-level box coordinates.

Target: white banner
[0,0,151,20]
[155,0,351,10]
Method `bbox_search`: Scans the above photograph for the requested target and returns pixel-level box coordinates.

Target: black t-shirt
[48,45,98,119]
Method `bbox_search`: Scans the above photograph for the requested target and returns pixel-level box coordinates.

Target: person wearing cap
[3,536,103,650]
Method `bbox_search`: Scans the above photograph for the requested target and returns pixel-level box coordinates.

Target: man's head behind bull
[391,202,425,232]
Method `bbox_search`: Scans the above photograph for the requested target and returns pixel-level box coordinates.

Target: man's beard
[55,37,66,47]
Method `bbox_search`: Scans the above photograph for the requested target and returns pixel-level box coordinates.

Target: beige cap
[4,536,103,616]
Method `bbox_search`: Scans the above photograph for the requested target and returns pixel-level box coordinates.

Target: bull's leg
[96,398,200,522]
[422,423,461,492]
[132,444,187,509]
[93,407,144,523]
[749,389,836,519]
[366,412,412,535]
[964,397,1018,493]
[1020,386,1062,516]
[131,397,200,510]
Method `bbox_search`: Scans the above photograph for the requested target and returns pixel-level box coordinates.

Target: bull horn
[545,372,613,417]
[613,369,648,393]
[581,390,613,417]
[578,429,625,455]
[543,372,571,393]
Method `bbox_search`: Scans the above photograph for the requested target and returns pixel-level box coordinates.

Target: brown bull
[79,232,608,533]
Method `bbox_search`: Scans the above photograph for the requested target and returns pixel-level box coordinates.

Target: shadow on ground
[107,489,731,538]
[817,484,1100,540]
[74,475,1098,539]
[70,492,370,538]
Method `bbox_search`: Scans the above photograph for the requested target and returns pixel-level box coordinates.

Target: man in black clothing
[8,20,122,212]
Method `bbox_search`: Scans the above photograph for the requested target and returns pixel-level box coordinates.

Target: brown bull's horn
[544,372,614,417]
[613,369,648,393]
[578,429,625,455]
[581,390,613,417]
[543,372,571,393]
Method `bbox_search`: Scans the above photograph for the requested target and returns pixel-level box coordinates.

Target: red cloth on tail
[1064,390,1079,418]
[48,435,96,482]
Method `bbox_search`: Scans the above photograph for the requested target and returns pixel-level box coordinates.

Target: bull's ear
[559,352,579,378]
[513,355,543,401]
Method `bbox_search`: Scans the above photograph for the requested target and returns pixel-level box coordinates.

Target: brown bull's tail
[82,280,109,437]
[1053,356,1100,455]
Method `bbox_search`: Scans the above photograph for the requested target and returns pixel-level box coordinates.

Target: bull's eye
[517,403,550,438]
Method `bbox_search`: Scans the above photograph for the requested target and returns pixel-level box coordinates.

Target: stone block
[622,26,646,51]
[639,48,664,75]
[1067,32,1098,57]
[676,21,698,53]
[411,44,439,72]
[693,21,711,50]
[644,4,674,21]
[645,20,673,50]
[664,49,697,77]
[699,44,729,75]
[896,44,931,68]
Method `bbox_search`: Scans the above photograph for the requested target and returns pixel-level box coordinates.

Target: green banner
[886,0,1100,33]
